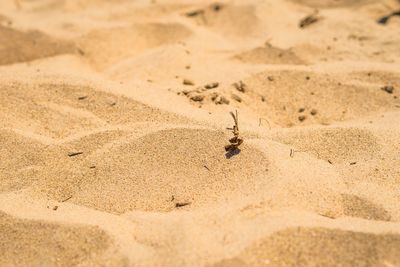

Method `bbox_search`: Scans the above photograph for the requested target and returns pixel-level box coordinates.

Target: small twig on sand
[175,202,191,208]
[68,151,83,157]
[377,10,400,25]
[185,9,204,17]
[319,212,336,219]
[61,196,72,202]
[225,110,244,152]
[299,10,320,28]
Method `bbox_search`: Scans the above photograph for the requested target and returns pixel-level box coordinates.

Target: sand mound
[242,70,398,127]
[272,127,380,164]
[106,44,191,82]
[0,129,46,193]
[0,212,120,267]
[271,126,399,221]
[338,157,400,221]
[78,23,192,69]
[233,43,305,65]
[213,227,400,267]
[346,71,400,88]
[359,158,400,187]
[341,194,392,221]
[0,83,104,139]
[0,26,76,65]
[185,3,260,38]
[38,128,270,214]
[0,81,188,139]
[1,0,400,265]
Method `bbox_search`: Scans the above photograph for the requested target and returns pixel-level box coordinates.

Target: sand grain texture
[1,0,400,266]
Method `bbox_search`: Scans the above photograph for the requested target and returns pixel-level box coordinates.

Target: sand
[0,0,400,266]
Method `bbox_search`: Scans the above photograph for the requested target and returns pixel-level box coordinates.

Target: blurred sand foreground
[1,0,400,266]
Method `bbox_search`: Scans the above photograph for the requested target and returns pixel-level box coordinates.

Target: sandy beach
[1,0,400,266]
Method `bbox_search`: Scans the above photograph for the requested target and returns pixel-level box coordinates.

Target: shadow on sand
[225,148,241,159]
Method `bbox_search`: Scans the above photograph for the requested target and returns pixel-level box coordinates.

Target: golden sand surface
[0,0,400,266]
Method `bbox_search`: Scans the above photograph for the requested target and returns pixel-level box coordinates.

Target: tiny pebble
[298,115,306,122]
[210,92,219,101]
[183,79,194,86]
[381,85,394,94]
[233,81,247,92]
[204,82,219,89]
[190,95,204,102]
[216,96,229,105]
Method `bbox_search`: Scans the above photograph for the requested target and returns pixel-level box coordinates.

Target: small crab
[225,110,243,151]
